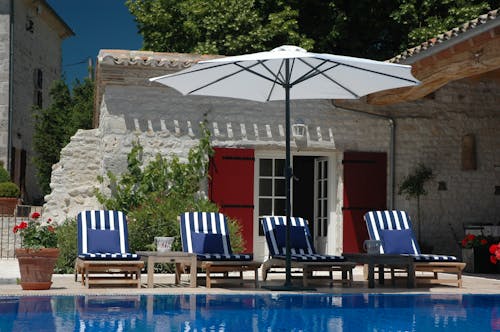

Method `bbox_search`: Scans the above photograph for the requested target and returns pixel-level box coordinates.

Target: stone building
[44,10,499,262]
[0,0,73,203]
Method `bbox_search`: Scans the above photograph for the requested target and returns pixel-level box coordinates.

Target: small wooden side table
[343,253,416,288]
[137,251,197,288]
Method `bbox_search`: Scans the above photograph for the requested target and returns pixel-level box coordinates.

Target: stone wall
[11,0,65,202]
[390,77,500,254]
[43,84,390,224]
[338,76,500,254]
[44,51,499,257]
[0,5,10,168]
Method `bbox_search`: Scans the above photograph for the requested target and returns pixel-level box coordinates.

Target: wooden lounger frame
[261,258,356,287]
[178,260,261,288]
[75,258,144,288]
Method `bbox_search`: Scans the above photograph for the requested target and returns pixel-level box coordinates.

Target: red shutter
[209,148,255,252]
[342,152,387,253]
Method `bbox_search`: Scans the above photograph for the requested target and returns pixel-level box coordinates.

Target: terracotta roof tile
[389,8,499,63]
[97,49,221,68]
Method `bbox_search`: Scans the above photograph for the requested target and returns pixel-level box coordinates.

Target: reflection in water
[0,294,498,331]
[4,296,56,332]
[75,296,143,331]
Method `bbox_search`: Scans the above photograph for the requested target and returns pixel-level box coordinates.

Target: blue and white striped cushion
[364,210,458,262]
[195,253,253,261]
[272,254,346,262]
[179,212,252,261]
[77,210,139,261]
[261,216,314,256]
[410,254,457,261]
[78,253,139,260]
[260,216,345,262]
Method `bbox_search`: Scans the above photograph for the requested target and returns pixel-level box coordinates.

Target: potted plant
[0,165,21,215]
[490,242,500,265]
[398,163,433,249]
[13,212,59,290]
[461,234,497,273]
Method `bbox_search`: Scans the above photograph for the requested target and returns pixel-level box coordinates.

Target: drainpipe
[7,0,14,173]
[332,101,396,209]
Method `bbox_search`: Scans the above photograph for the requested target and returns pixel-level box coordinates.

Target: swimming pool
[0,293,498,331]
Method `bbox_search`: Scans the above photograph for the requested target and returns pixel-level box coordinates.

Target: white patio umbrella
[150,45,420,288]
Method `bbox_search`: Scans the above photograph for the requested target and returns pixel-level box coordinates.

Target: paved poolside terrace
[0,259,499,296]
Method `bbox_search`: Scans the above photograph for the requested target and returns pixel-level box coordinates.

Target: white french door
[314,157,328,251]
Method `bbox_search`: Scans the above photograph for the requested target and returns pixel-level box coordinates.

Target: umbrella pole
[284,59,292,287]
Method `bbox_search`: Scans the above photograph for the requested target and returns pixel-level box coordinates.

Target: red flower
[12,221,27,233]
[461,233,490,249]
[490,243,500,265]
[10,213,58,248]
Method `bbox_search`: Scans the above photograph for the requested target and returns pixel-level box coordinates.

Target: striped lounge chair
[179,212,260,288]
[364,210,465,287]
[75,210,144,288]
[260,216,355,287]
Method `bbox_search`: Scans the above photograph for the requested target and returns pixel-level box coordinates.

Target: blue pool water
[0,293,498,331]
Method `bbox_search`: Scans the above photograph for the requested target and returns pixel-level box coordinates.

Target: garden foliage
[96,125,245,254]
[55,218,78,274]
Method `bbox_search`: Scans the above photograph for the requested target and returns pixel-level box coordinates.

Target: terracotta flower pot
[0,197,20,215]
[15,248,59,290]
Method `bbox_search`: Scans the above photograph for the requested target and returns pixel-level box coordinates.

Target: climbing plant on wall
[95,124,246,253]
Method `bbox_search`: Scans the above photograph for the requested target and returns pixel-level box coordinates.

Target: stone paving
[1,259,499,297]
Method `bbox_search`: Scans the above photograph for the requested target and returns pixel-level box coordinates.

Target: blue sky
[47,0,143,84]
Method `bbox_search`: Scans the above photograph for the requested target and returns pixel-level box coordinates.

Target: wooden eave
[367,16,500,105]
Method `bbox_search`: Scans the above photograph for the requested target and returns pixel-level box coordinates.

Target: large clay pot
[0,197,20,215]
[15,248,59,290]
[462,247,499,274]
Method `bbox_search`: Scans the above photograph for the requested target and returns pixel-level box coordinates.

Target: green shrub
[55,218,77,274]
[0,182,20,197]
[227,217,245,253]
[0,166,11,183]
[96,124,247,259]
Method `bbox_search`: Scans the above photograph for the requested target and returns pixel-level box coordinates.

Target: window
[258,158,286,235]
[315,159,328,237]
[33,69,43,108]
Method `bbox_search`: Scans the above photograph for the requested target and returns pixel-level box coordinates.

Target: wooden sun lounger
[199,260,261,288]
[262,258,355,287]
[75,258,144,288]
[176,260,261,288]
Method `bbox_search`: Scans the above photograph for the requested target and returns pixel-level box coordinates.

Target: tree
[127,0,500,59]
[294,0,404,59]
[398,164,433,244]
[390,0,500,52]
[126,0,313,55]
[32,79,94,196]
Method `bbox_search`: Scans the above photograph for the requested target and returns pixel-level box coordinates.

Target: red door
[209,148,254,252]
[342,152,387,253]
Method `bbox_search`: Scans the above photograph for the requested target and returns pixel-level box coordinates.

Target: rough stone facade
[0,0,72,203]
[0,2,11,168]
[44,45,499,260]
[388,77,499,254]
